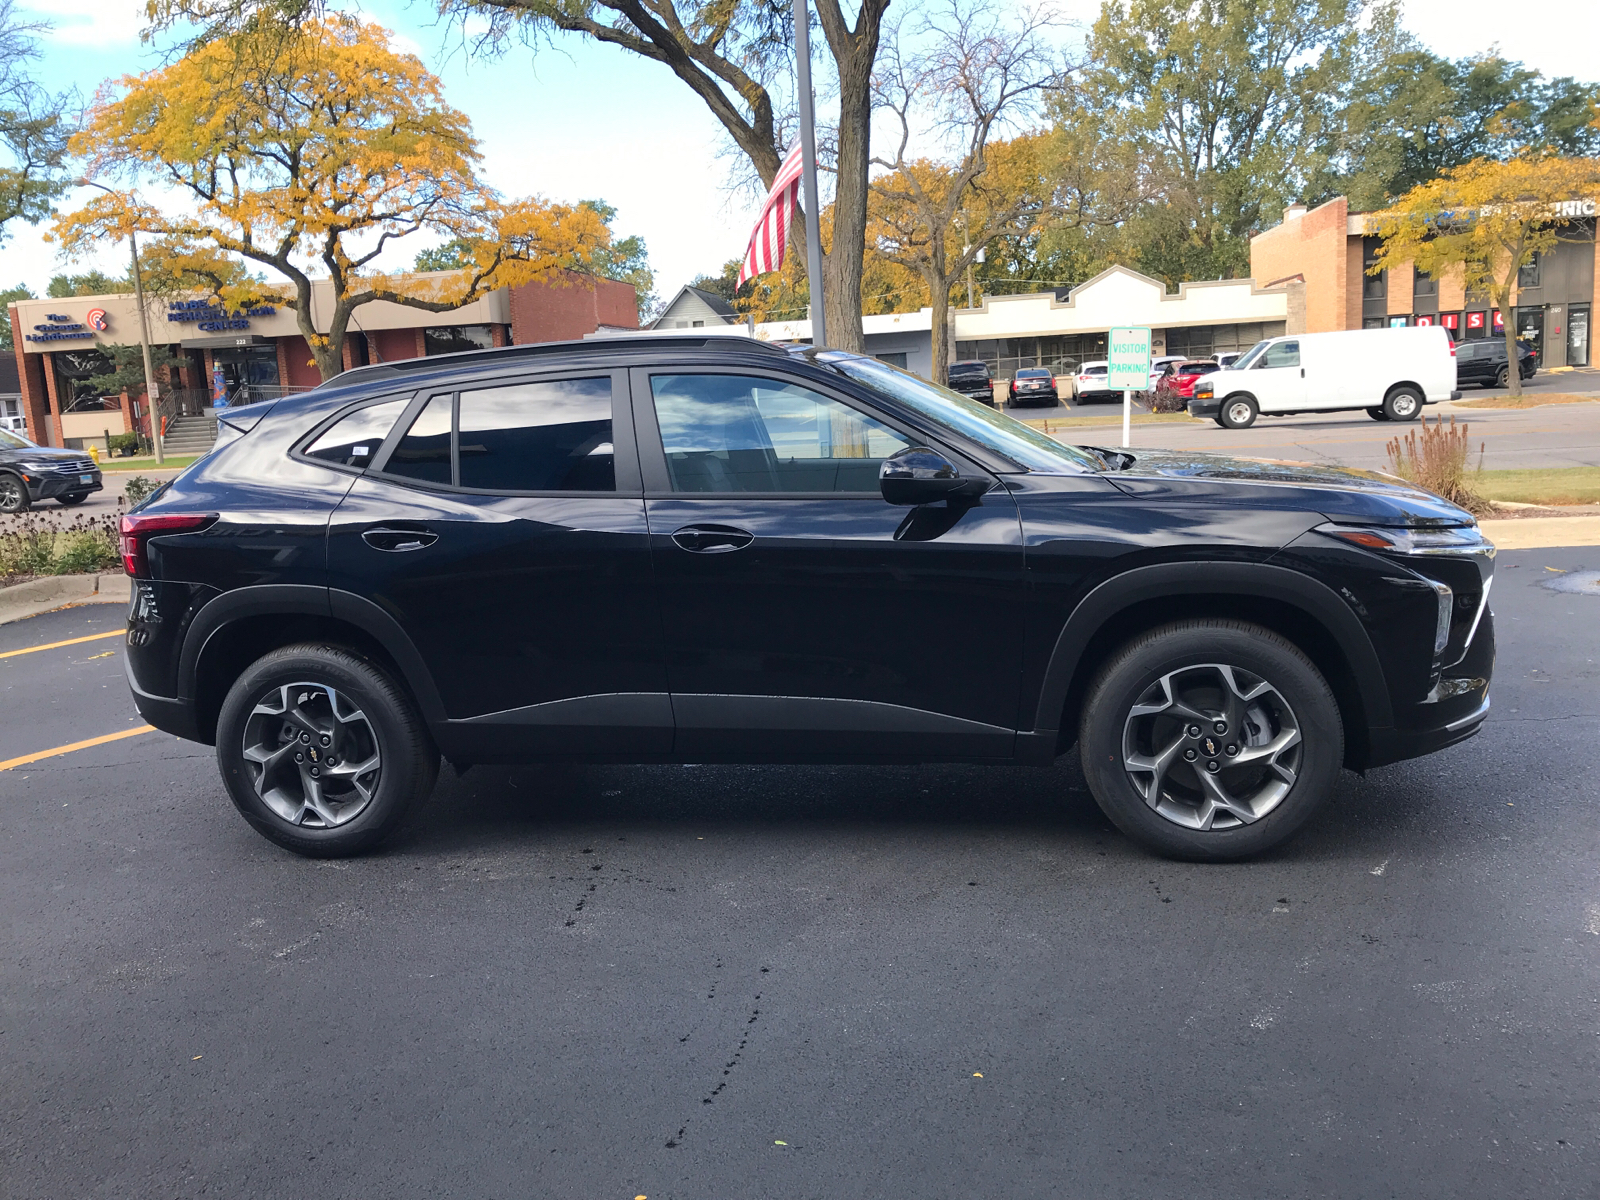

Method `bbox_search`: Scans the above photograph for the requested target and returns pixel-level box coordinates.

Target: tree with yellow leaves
[1371,154,1600,397]
[55,16,608,380]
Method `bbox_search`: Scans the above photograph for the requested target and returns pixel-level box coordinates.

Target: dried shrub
[122,475,158,505]
[1385,415,1488,513]
[0,513,122,584]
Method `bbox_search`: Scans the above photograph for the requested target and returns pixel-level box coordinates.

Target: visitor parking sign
[1107,327,1152,390]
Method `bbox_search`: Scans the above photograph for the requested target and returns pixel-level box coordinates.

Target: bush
[0,513,122,584]
[122,476,158,505]
[108,432,140,456]
[1385,415,1488,513]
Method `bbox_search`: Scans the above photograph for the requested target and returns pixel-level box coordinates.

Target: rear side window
[303,399,407,468]
[458,378,614,492]
[384,394,453,485]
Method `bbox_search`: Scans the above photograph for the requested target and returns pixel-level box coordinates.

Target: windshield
[1229,341,1269,370]
[817,352,1103,474]
[0,428,35,451]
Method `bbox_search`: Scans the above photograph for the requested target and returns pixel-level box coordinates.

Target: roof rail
[336,333,791,384]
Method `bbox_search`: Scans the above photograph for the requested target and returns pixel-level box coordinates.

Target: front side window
[650,374,911,493]
[458,378,614,492]
[304,398,408,468]
[384,393,453,485]
[1257,341,1301,369]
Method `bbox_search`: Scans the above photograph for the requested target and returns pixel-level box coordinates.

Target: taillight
[119,513,216,578]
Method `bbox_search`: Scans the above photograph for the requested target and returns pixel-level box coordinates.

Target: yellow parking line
[0,725,155,772]
[0,630,123,660]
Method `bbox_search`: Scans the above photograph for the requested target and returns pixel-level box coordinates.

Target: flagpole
[794,0,827,349]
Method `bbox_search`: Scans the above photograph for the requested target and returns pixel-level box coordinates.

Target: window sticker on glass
[304,398,407,468]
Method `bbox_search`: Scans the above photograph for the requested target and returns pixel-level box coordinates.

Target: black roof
[336,334,791,386]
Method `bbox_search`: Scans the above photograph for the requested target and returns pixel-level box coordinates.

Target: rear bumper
[124,652,205,744]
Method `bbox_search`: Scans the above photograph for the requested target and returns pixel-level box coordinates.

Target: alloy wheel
[241,682,382,828]
[1121,663,1302,831]
[0,474,24,513]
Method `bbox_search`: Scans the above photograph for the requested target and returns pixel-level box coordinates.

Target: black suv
[944,360,995,405]
[122,337,1495,861]
[0,427,103,512]
[1455,338,1536,389]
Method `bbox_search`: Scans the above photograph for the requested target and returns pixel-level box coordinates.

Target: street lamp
[76,178,164,465]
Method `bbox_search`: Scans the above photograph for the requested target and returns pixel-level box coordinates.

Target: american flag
[738,143,806,288]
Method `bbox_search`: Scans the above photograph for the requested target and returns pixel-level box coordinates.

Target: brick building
[6,272,638,449]
[1251,196,1595,368]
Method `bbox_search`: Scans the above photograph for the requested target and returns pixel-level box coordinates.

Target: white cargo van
[1188,327,1460,428]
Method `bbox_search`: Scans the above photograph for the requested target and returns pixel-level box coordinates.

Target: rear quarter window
[303,398,408,468]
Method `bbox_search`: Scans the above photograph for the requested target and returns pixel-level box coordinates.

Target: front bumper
[1364,606,1495,769]
[1187,396,1220,418]
[26,468,103,499]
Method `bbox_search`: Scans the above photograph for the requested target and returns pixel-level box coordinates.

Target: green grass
[99,454,203,473]
[1453,392,1600,409]
[1476,467,1600,506]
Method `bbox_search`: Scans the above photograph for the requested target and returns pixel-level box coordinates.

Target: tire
[1382,386,1423,421]
[0,471,30,514]
[1494,365,1510,388]
[56,492,88,506]
[1078,619,1343,862]
[1212,416,1227,427]
[1366,408,1391,421]
[1218,395,1258,429]
[215,643,439,857]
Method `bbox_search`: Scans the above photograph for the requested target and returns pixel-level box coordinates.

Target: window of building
[457,379,615,492]
[650,374,910,493]
[1413,268,1437,297]
[876,352,908,368]
[1517,252,1541,289]
[1363,236,1386,299]
[423,325,495,356]
[383,394,453,485]
[304,398,408,468]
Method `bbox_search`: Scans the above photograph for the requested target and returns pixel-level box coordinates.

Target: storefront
[6,272,639,448]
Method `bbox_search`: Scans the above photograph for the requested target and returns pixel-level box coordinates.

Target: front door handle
[362,526,438,552]
[671,524,754,554]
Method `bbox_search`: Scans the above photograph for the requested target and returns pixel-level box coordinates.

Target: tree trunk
[817,5,881,354]
[925,251,952,386]
[1496,284,1522,399]
[289,277,340,381]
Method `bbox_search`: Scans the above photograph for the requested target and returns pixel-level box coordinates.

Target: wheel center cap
[1201,736,1219,757]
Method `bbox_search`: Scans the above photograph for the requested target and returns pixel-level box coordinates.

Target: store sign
[1414,315,1435,326]
[86,308,109,331]
[1553,199,1598,218]
[167,298,277,333]
[23,313,94,343]
[1440,313,1460,331]
[1493,310,1505,332]
[1465,311,1485,331]
[1389,316,1409,328]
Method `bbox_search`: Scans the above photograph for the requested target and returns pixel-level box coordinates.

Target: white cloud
[20,0,147,50]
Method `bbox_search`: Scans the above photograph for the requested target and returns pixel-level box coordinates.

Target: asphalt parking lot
[3,548,1598,1198]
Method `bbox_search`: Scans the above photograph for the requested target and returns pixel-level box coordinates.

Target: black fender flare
[179,584,446,724]
[1029,561,1393,735]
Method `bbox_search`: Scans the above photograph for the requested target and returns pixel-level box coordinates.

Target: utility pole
[794,0,827,349]
[80,179,164,464]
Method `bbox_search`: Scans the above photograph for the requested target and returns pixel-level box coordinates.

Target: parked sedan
[1151,360,1220,410]
[0,427,103,513]
[1008,367,1059,406]
[1455,338,1536,389]
[945,360,996,405]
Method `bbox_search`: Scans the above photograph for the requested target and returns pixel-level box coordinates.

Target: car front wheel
[215,643,439,857]
[1218,395,1258,429]
[1494,365,1510,388]
[1078,620,1343,861]
[0,471,29,514]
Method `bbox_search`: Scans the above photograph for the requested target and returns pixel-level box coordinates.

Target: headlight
[1193,381,1214,399]
[1316,523,1495,559]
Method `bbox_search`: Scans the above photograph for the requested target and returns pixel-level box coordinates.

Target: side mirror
[879,446,989,507]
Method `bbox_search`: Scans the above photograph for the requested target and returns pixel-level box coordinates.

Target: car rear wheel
[56,492,88,506]
[1078,620,1343,862]
[0,471,29,514]
[1218,395,1258,429]
[216,643,439,857]
[1382,386,1423,421]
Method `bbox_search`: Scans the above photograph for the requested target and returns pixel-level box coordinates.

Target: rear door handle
[362,526,438,552]
[671,524,754,554]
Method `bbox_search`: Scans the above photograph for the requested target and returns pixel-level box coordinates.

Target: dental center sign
[167,299,277,332]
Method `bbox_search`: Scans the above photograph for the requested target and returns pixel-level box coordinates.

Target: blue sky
[3,0,1597,302]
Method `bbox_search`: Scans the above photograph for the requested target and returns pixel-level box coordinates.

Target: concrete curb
[0,573,132,626]
[1480,516,1600,551]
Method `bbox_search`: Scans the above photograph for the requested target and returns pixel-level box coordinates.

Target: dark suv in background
[121,337,1495,862]
[944,360,994,405]
[1455,338,1536,388]
[0,428,103,513]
